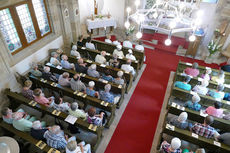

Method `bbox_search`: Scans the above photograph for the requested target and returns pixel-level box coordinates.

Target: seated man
[21,80,34,100]
[190,116,216,139]
[33,88,53,106]
[121,59,136,76]
[113,71,125,85]
[87,64,100,78]
[201,69,212,81]
[192,79,209,95]
[184,62,199,77]
[70,73,86,92]
[205,102,223,118]
[52,95,70,112]
[211,70,225,84]
[77,35,84,47]
[61,54,75,70]
[58,72,71,87]
[1,107,24,124]
[87,107,105,126]
[70,45,81,59]
[113,45,124,59]
[50,52,61,66]
[184,93,201,111]
[75,58,88,73]
[174,76,191,91]
[86,81,100,98]
[30,121,48,141]
[123,38,133,49]
[100,84,114,103]
[105,35,112,44]
[102,69,114,82]
[68,102,87,120]
[66,136,91,153]
[42,66,58,82]
[95,51,107,64]
[169,112,190,130]
[160,137,182,153]
[44,125,68,149]
[125,49,136,61]
[135,41,144,52]
[85,37,95,50]
[207,84,225,100]
[215,132,230,146]
[109,54,120,68]
[30,62,42,77]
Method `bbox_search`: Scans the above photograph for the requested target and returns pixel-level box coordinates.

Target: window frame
[0,0,52,55]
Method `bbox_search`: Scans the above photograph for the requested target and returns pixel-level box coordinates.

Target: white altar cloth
[86,17,117,32]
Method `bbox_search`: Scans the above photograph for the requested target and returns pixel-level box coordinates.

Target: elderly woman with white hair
[30,62,42,77]
[113,45,124,59]
[70,45,81,59]
[86,81,100,98]
[95,51,107,64]
[192,79,209,95]
[50,51,61,66]
[184,93,201,111]
[42,66,58,82]
[66,136,91,153]
[169,112,190,130]
[121,59,136,76]
[100,84,114,103]
[160,137,182,153]
[30,121,48,141]
[125,49,136,61]
[44,125,68,149]
[87,64,100,78]
[61,54,75,70]
[113,71,125,85]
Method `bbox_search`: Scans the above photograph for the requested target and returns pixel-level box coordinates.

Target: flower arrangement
[125,26,135,36]
[207,39,222,56]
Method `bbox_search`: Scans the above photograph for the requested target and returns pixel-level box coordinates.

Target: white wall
[11,36,63,75]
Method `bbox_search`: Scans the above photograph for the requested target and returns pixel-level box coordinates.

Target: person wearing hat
[113,71,124,85]
[123,37,133,49]
[205,102,223,118]
[87,64,100,78]
[105,35,112,44]
[70,73,86,92]
[211,70,225,84]
[85,37,96,50]
[184,62,200,77]
[121,59,136,76]
[192,79,209,95]
[21,80,34,100]
[207,84,225,100]
[184,93,201,111]
[86,81,100,98]
[160,137,182,153]
[113,45,124,59]
[30,62,42,77]
[70,45,81,59]
[100,84,114,103]
[50,52,61,66]
[135,41,144,52]
[174,76,192,91]
[66,136,91,153]
[30,121,48,141]
[68,102,87,120]
[169,112,190,130]
[109,54,120,68]
[95,51,107,64]
[61,54,75,70]
[125,49,136,61]
[201,69,212,81]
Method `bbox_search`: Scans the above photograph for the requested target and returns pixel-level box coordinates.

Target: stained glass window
[32,0,50,36]
[0,8,22,52]
[16,4,37,43]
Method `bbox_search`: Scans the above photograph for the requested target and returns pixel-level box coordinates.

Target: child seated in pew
[205,102,223,118]
[30,121,48,141]
[174,76,192,91]
[169,112,192,130]
[207,84,225,100]
[70,73,86,92]
[66,136,91,153]
[160,137,182,153]
[1,107,25,124]
[211,70,225,85]
[58,72,71,87]
[184,93,201,111]
[70,45,81,59]
[200,69,212,81]
[87,64,100,78]
[52,95,70,112]
[113,71,125,85]
[33,88,54,107]
[192,79,209,96]
[102,69,114,82]
[50,52,61,67]
[214,132,230,146]
[21,80,34,100]
[86,81,100,99]
[61,54,75,70]
[184,62,199,78]
[87,107,106,126]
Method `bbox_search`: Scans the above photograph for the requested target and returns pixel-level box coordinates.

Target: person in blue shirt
[174,76,192,91]
[184,93,201,111]
[207,84,225,100]
[86,81,100,98]
[102,69,114,82]
[169,112,191,130]
[100,84,114,103]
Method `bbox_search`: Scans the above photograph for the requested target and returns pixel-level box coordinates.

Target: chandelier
[125,0,203,46]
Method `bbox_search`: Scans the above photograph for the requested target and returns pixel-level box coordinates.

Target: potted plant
[205,39,222,63]
[125,25,135,36]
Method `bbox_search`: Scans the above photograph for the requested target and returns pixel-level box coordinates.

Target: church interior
[0,0,230,153]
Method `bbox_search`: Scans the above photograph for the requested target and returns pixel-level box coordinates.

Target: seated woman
[160,137,182,153]
[184,62,199,77]
[21,80,34,100]
[207,84,225,100]
[100,84,115,103]
[211,70,225,84]
[174,76,192,91]
[50,52,61,66]
[30,121,48,141]
[192,79,209,95]
[30,62,42,77]
[66,136,91,153]
[113,71,124,85]
[201,69,212,81]
[33,88,54,106]
[85,37,95,50]
[87,107,105,126]
[205,102,223,118]
[169,112,190,130]
[42,66,58,82]
[184,93,201,111]
[58,72,71,87]
[102,69,114,82]
[87,64,100,78]
[1,107,25,124]
[52,95,70,112]
[70,45,81,59]
[86,81,100,99]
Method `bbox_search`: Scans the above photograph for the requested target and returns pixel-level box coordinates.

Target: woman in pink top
[33,88,53,106]
[184,62,200,77]
[205,102,223,118]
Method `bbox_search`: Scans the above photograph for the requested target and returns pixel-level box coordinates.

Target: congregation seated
[100,84,114,103]
[56,48,63,61]
[113,45,124,58]
[105,35,112,44]
[33,88,54,106]
[30,121,48,141]
[86,81,100,98]
[200,69,212,81]
[174,76,191,91]
[58,72,71,87]
[207,84,225,100]
[87,64,100,78]
[192,79,209,95]
[169,112,190,130]
[70,45,81,59]
[52,95,70,112]
[109,54,120,68]
[30,62,42,77]
[125,49,136,61]
[85,37,96,50]
[135,41,144,52]
[75,58,88,73]
[95,51,107,64]
[68,102,87,120]
[205,102,223,118]
[77,35,84,47]
[190,116,216,139]
[42,66,58,82]
[66,136,91,153]
[70,73,86,92]
[215,132,230,146]
[160,137,182,153]
[50,51,61,66]
[184,62,199,77]
[44,125,68,149]
[121,59,136,76]
[113,71,124,85]
[112,39,121,46]
[123,38,133,49]
[61,54,75,70]
[184,93,201,111]
[87,107,105,126]
[21,80,34,100]
[102,69,114,82]
[1,107,24,124]
[211,70,225,84]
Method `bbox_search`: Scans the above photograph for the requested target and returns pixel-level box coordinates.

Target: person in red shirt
[33,88,53,106]
[184,62,200,77]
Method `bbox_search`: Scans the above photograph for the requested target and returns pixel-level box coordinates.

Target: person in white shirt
[121,59,136,76]
[70,45,81,59]
[85,37,96,50]
[135,41,144,52]
[105,35,112,44]
[95,51,107,64]
[50,52,61,66]
[125,49,136,61]
[66,136,91,153]
[123,38,133,49]
[113,45,124,58]
[113,39,121,46]
[193,79,209,95]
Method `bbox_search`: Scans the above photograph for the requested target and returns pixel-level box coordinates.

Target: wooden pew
[45,64,125,108]
[5,89,102,151]
[29,75,116,128]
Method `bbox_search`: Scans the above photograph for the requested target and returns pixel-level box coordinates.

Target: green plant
[125,26,135,36]
[207,39,222,56]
